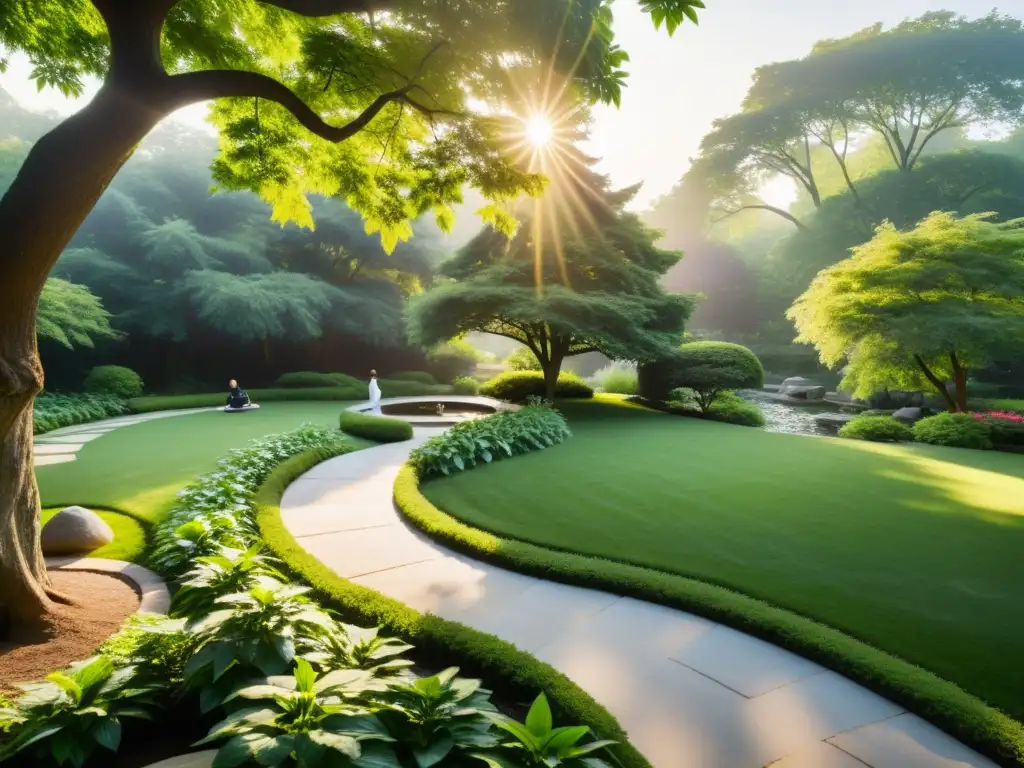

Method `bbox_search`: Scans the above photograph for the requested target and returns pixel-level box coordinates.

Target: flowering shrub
[972,410,1024,449]
[971,410,1024,423]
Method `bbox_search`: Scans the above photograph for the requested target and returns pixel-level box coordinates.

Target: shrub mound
[33,393,127,435]
[705,393,766,427]
[839,415,913,443]
[274,371,362,389]
[389,371,437,385]
[340,410,413,442]
[913,413,992,450]
[590,362,638,395]
[479,371,593,403]
[410,404,571,478]
[452,376,480,395]
[83,365,144,399]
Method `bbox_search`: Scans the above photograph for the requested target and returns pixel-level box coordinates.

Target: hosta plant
[409,405,571,479]
[380,667,500,768]
[301,622,414,677]
[196,658,395,768]
[474,694,616,768]
[184,580,336,711]
[172,544,288,618]
[0,656,159,768]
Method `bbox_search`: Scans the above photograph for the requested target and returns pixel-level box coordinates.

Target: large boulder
[778,377,826,401]
[41,506,114,556]
[892,406,932,423]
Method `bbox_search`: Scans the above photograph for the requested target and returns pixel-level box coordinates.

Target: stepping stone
[829,713,999,768]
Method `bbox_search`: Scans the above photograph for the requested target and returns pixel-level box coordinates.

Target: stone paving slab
[278,424,997,768]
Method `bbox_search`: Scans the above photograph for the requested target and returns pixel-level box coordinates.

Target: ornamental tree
[787,212,1024,412]
[0,0,706,630]
[407,145,695,401]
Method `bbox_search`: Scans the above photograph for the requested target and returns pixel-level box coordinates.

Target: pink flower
[972,410,1024,423]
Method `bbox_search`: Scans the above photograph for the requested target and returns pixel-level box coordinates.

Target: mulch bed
[0,569,140,693]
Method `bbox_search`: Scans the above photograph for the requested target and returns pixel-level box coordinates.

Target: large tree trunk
[950,351,968,413]
[541,355,564,402]
[0,82,165,632]
[913,354,957,413]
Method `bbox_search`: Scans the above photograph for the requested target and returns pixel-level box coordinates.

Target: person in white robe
[368,369,382,415]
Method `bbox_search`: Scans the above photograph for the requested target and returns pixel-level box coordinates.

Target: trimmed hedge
[33,393,127,435]
[479,371,593,402]
[83,365,144,398]
[274,371,362,389]
[255,451,651,768]
[392,465,1024,767]
[839,416,913,443]
[913,413,993,450]
[339,410,413,442]
[389,371,438,385]
[704,393,765,427]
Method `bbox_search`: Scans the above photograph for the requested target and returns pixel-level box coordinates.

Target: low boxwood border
[255,449,650,768]
[339,410,414,442]
[393,465,1024,768]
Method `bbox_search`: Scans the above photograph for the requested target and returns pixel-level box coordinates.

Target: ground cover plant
[410,403,571,478]
[3,426,623,768]
[33,394,127,435]
[418,398,1024,723]
[340,411,414,443]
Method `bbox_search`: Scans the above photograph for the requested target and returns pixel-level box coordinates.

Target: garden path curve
[33,408,215,467]
[281,427,997,768]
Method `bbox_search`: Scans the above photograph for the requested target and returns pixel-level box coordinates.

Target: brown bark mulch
[0,570,140,693]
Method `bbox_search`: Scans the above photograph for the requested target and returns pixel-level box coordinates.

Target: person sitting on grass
[226,379,250,409]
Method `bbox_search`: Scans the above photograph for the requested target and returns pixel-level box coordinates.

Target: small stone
[41,506,114,556]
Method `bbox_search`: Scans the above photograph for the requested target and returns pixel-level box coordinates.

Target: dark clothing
[226,386,250,408]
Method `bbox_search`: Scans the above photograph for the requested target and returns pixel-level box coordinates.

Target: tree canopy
[787,212,1024,411]
[661,11,1024,232]
[36,277,119,351]
[408,142,694,398]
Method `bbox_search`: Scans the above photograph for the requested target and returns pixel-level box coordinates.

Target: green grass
[37,402,360,523]
[41,507,147,562]
[255,448,650,768]
[415,397,1024,759]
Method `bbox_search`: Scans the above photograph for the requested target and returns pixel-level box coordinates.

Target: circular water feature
[380,401,496,419]
[740,390,856,437]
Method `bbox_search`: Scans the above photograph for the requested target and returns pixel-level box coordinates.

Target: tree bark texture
[0,83,165,630]
[913,354,957,413]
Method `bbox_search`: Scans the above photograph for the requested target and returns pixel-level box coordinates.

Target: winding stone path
[33,408,214,467]
[281,429,997,768]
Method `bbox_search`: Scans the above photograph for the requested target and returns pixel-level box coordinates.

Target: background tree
[0,0,706,629]
[408,143,696,401]
[36,278,119,352]
[787,212,1024,412]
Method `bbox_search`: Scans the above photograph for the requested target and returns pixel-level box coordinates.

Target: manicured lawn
[41,507,147,562]
[421,397,1024,720]
[37,402,361,525]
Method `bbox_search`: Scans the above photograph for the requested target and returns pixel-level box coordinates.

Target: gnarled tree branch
[712,204,807,231]
[164,70,462,143]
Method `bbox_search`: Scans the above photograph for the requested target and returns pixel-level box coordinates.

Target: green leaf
[543,726,589,752]
[413,733,454,768]
[93,718,121,752]
[293,658,317,692]
[309,730,361,758]
[524,694,553,738]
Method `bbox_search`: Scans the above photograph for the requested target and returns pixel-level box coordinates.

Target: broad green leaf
[93,717,121,751]
[524,694,553,738]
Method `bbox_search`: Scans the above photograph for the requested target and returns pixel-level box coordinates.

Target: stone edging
[45,556,171,614]
[344,395,517,426]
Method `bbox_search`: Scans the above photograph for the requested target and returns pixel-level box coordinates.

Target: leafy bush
[973,411,1024,450]
[705,393,766,427]
[83,365,144,398]
[912,413,992,450]
[410,404,571,478]
[33,393,127,434]
[479,371,593,403]
[639,343,763,408]
[275,371,362,389]
[452,376,480,395]
[390,371,438,385]
[839,416,913,443]
[0,656,159,767]
[589,361,638,395]
[98,614,193,685]
[427,339,480,383]
[859,408,896,417]
[340,411,414,442]
[506,346,542,371]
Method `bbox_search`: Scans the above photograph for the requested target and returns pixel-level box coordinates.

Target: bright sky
[0,0,1006,211]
